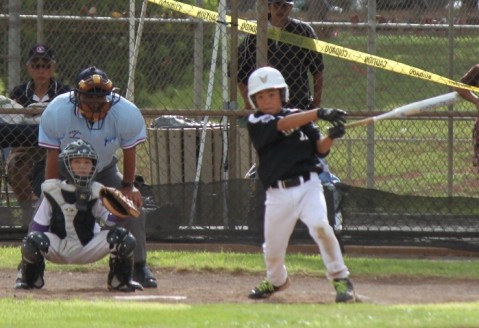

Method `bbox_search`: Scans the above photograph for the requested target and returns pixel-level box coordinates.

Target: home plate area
[2,268,479,304]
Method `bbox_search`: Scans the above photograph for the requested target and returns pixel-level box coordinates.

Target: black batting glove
[316,108,348,125]
[328,124,346,140]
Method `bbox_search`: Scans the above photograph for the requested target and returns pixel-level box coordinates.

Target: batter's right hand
[317,108,348,125]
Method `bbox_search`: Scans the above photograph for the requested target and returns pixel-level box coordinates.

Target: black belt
[271,172,311,189]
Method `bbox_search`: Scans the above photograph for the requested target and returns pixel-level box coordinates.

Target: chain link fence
[1,0,479,249]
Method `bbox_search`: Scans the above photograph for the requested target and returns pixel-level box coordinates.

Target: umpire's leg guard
[106,227,143,292]
[15,232,50,289]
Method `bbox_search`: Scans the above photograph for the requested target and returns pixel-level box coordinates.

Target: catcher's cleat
[107,277,144,292]
[333,278,357,303]
[248,277,290,299]
[14,280,31,290]
[14,268,32,290]
[14,266,30,289]
[14,266,44,290]
[133,262,157,289]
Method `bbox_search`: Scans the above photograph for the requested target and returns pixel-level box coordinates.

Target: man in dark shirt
[237,0,324,111]
[8,44,70,225]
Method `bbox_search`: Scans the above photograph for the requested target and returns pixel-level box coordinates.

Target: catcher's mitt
[99,187,140,219]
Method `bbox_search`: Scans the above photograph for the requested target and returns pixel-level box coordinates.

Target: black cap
[268,0,294,4]
[28,44,55,62]
[76,66,113,95]
[76,66,109,84]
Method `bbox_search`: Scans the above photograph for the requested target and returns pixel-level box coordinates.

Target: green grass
[2,247,479,327]
[1,299,479,328]
[0,247,479,328]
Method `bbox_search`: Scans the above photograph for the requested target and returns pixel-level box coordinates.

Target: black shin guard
[15,232,50,289]
[106,227,142,292]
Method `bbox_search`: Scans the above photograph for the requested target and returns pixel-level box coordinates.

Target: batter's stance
[246,67,356,303]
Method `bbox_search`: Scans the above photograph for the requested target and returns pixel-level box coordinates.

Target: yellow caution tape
[148,0,479,93]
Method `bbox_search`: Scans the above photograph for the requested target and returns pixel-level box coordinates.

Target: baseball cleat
[248,277,290,299]
[108,278,144,293]
[133,262,157,289]
[333,278,357,303]
[14,280,31,290]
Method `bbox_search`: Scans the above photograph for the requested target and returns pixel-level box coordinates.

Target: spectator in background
[8,44,70,225]
[237,0,324,110]
[454,64,479,172]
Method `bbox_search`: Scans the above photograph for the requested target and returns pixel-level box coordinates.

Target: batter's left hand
[120,186,143,208]
[328,124,346,139]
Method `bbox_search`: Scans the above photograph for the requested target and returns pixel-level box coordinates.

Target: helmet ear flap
[280,89,288,104]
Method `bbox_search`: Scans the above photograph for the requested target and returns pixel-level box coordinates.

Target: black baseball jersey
[247,108,324,189]
[10,79,70,107]
[238,18,324,109]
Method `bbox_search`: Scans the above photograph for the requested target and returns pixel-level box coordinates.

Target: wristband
[121,181,134,188]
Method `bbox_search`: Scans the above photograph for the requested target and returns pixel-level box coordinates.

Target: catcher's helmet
[247,66,289,108]
[72,66,119,130]
[58,139,98,189]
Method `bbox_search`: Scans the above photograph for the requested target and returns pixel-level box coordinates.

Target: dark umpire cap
[268,0,294,4]
[76,66,113,96]
[28,44,55,62]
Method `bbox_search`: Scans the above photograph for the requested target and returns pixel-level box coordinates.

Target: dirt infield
[2,269,479,304]
[2,243,479,304]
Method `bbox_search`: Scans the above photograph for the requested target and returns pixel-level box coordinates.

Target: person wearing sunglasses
[7,44,70,225]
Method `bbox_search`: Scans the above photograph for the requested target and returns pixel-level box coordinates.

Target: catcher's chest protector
[42,180,103,246]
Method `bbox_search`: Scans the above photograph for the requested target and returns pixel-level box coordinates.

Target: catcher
[14,139,143,292]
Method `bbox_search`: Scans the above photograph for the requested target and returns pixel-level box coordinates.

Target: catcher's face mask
[59,139,99,211]
[78,94,112,125]
[70,158,94,178]
[73,67,119,130]
[59,139,98,189]
[76,73,113,129]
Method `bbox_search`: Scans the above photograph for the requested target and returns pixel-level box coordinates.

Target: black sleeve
[303,24,324,75]
[301,122,321,150]
[9,85,28,106]
[247,113,281,151]
[237,35,257,84]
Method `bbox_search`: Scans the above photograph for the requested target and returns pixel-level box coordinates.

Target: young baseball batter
[246,66,356,303]
[14,139,143,292]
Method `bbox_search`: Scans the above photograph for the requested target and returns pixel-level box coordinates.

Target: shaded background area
[2,179,479,251]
